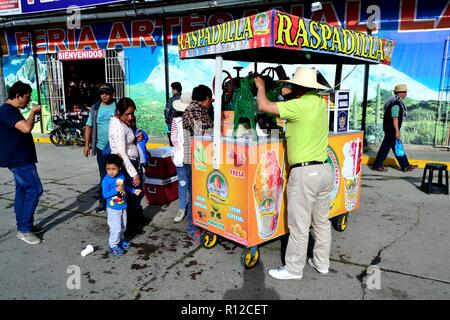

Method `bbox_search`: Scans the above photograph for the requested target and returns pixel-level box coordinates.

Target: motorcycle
[49,114,85,146]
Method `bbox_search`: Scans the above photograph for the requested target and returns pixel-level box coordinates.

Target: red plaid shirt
[182,102,213,164]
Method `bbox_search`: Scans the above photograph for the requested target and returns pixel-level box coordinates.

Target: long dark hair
[173,110,184,118]
[116,97,136,117]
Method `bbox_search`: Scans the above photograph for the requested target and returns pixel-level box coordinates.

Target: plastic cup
[81,244,94,257]
[254,186,282,239]
[343,174,360,210]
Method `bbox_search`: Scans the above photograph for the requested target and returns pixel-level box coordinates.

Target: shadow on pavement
[35,186,99,234]
[222,261,280,300]
[363,173,423,191]
[143,203,173,223]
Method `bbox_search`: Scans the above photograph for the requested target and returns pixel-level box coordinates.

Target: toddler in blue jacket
[102,154,142,256]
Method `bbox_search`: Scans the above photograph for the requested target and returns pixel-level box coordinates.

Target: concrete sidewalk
[0,143,449,300]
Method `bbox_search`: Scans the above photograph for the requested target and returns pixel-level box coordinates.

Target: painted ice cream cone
[253,150,283,238]
[341,138,362,210]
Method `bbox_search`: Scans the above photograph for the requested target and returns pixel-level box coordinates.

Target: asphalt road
[0,143,449,300]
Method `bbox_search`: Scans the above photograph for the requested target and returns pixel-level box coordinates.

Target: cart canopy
[178,9,395,66]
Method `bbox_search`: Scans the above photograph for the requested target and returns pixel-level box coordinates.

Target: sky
[380,29,449,91]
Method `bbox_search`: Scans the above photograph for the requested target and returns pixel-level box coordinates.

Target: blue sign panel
[1,0,129,15]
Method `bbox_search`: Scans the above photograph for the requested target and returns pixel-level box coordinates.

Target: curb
[34,137,51,143]
[362,155,450,169]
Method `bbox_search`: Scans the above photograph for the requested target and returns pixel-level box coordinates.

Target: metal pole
[0,44,6,103]
[162,17,170,104]
[435,36,449,146]
[361,63,369,135]
[213,55,223,170]
[334,64,342,89]
[31,31,44,133]
[361,30,371,135]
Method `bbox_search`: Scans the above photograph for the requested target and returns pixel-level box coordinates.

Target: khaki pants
[285,163,333,276]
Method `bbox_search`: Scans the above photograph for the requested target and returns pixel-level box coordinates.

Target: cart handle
[147,160,158,167]
[147,187,157,194]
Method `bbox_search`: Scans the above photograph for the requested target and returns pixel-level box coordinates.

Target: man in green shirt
[255,67,333,280]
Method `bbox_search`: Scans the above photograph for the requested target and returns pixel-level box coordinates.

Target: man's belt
[290,160,328,169]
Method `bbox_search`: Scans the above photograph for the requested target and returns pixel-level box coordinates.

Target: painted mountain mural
[140,46,444,145]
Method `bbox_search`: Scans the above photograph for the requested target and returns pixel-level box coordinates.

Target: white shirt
[108,116,139,177]
[170,116,184,167]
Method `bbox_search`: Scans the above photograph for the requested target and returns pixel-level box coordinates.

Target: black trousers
[167,132,173,146]
[373,133,410,170]
[123,160,146,230]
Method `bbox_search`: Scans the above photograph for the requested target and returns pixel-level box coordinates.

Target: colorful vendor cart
[177,9,394,268]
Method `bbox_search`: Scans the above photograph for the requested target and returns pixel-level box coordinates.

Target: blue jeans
[185,164,199,234]
[8,164,43,233]
[96,147,107,207]
[176,166,188,211]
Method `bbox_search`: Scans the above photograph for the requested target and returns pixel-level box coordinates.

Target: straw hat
[279,67,329,90]
[173,92,192,112]
[394,84,407,92]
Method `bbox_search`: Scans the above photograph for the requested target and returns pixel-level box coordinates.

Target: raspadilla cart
[177,9,394,268]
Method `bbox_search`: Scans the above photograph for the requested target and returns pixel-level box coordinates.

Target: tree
[351,93,359,129]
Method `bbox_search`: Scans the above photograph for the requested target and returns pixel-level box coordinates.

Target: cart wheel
[241,247,260,269]
[331,213,349,232]
[201,231,218,249]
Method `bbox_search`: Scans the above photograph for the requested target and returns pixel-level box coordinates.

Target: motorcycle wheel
[49,130,66,146]
[75,132,85,146]
[76,127,85,146]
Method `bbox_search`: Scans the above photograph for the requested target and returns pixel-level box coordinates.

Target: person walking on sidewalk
[83,83,117,213]
[372,84,418,172]
[0,81,44,245]
[254,67,333,280]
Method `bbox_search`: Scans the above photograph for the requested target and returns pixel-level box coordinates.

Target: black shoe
[95,205,106,214]
[403,164,418,172]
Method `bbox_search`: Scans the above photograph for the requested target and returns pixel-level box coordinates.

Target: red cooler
[145,147,177,179]
[144,176,178,205]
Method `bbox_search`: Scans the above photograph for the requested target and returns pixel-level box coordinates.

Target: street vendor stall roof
[178,10,395,66]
